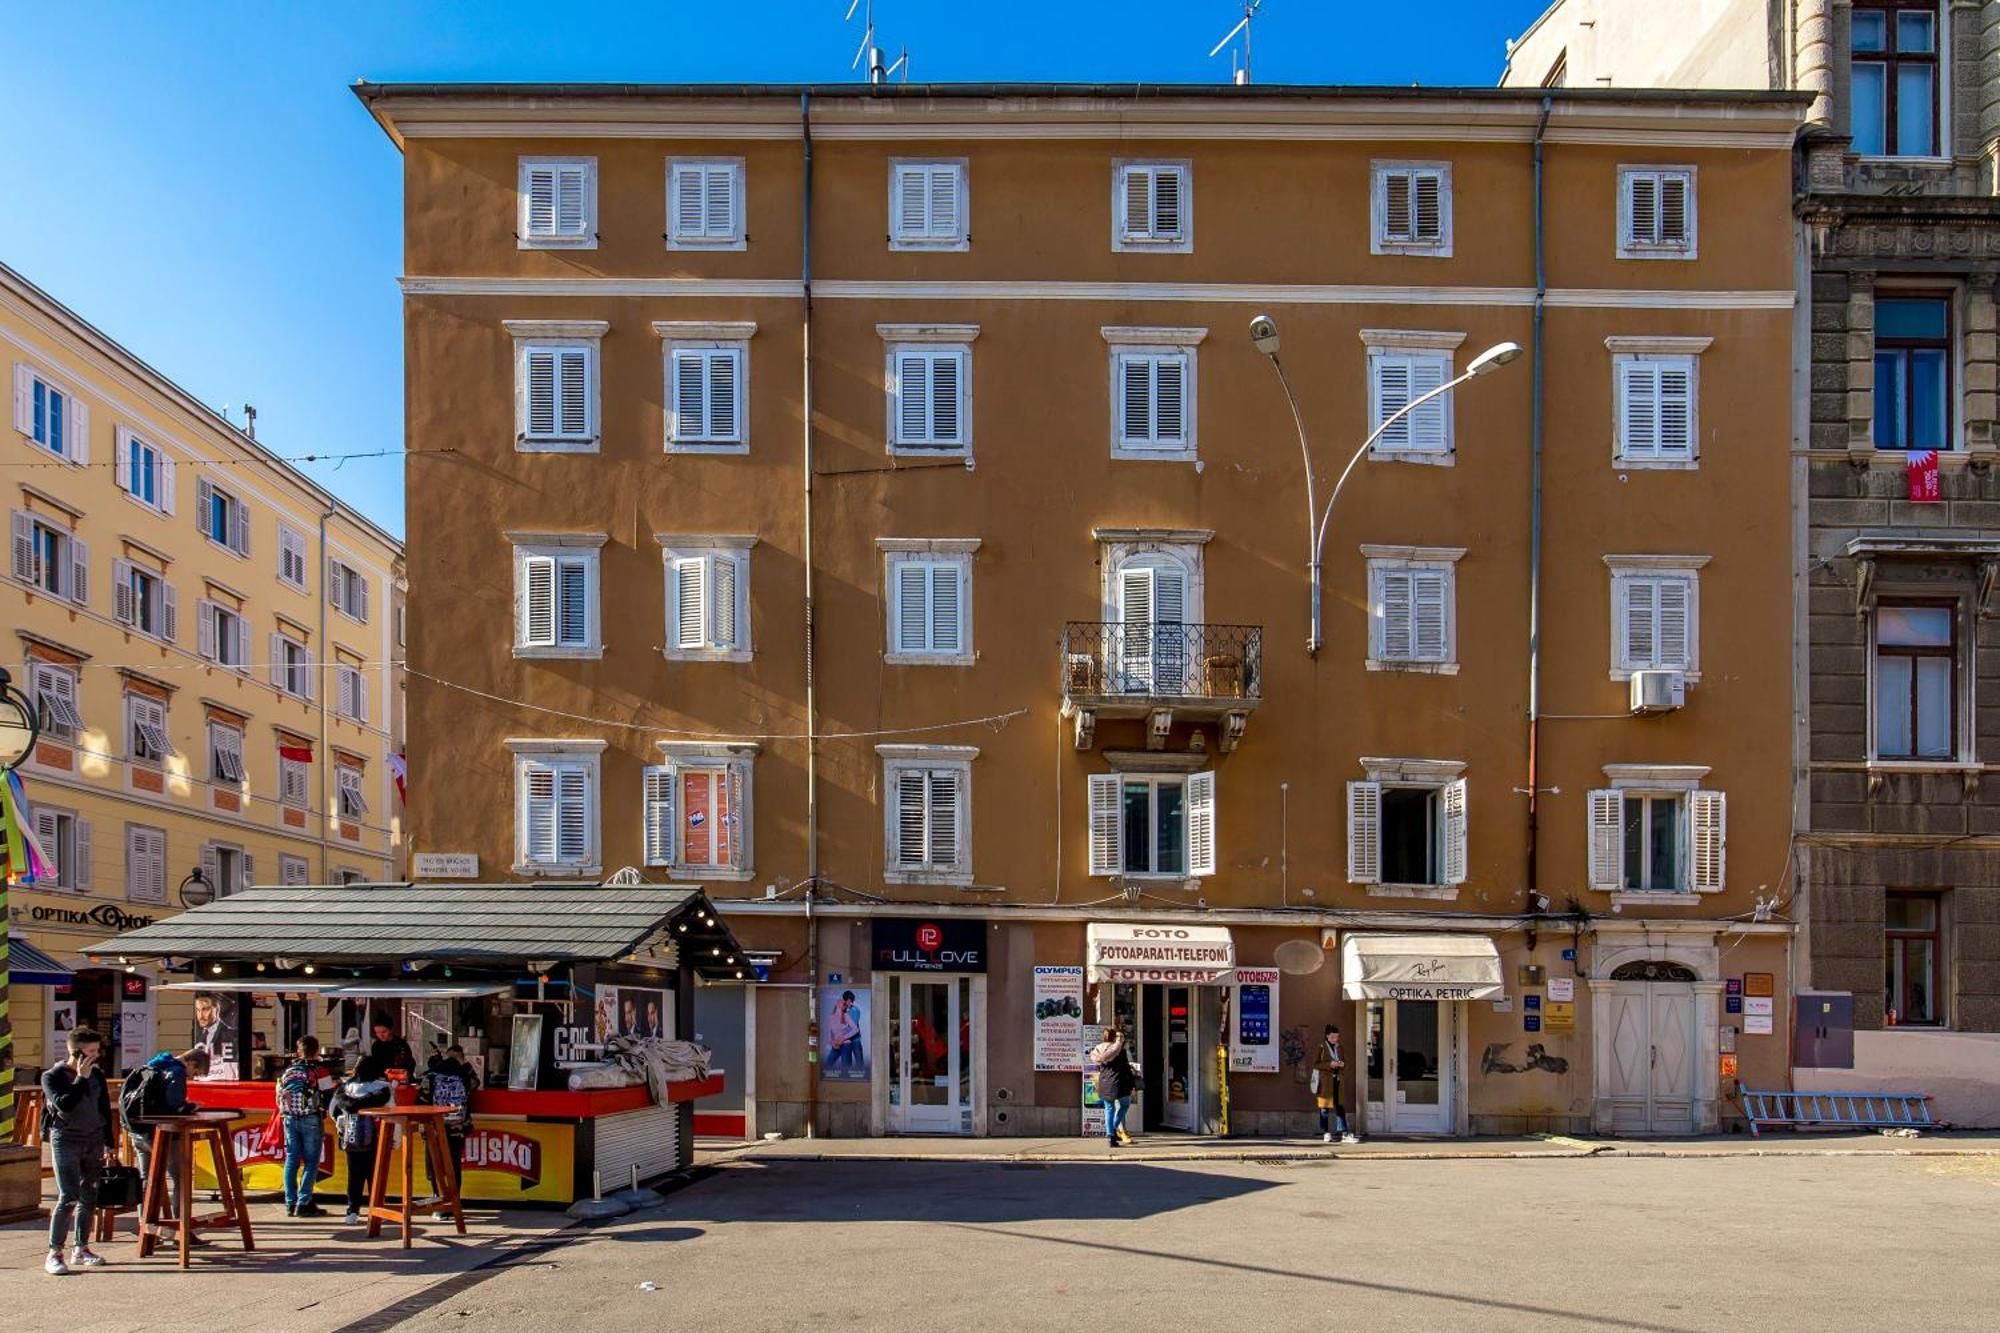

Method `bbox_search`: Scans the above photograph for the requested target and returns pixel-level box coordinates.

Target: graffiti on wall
[1480,1042,1570,1075]
[1281,1024,1311,1082]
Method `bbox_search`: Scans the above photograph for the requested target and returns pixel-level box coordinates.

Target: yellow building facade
[2,261,404,1080]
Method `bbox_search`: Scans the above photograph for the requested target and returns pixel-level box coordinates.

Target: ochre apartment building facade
[363,83,1803,1138]
[3,261,405,1082]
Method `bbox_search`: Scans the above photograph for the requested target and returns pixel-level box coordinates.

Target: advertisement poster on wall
[1033,966,1086,1072]
[1080,1068,1106,1138]
[595,986,674,1043]
[1229,967,1281,1073]
[819,985,870,1082]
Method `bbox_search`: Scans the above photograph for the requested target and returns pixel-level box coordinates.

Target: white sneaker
[68,1248,105,1268]
[1322,1131,1333,1142]
[1341,1133,1362,1145]
[344,1210,361,1225]
[45,1253,71,1276]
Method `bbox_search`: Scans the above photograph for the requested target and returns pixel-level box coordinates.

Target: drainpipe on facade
[800,91,821,1139]
[317,503,336,885]
[1525,96,1551,919]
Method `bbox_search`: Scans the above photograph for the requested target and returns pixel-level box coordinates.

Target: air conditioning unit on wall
[1630,669,1686,715]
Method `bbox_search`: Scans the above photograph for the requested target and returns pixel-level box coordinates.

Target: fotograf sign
[872,918,986,973]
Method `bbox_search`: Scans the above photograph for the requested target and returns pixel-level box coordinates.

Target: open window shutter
[895,167,930,237]
[1659,174,1688,244]
[268,633,285,687]
[928,167,958,238]
[930,352,962,444]
[74,818,92,888]
[1122,166,1152,238]
[928,770,960,869]
[1374,356,1411,447]
[1117,566,1155,688]
[895,351,930,443]
[199,842,219,896]
[1587,789,1625,891]
[1441,778,1469,886]
[1119,355,1151,444]
[197,599,217,660]
[1383,172,1412,240]
[1413,172,1441,240]
[1346,781,1381,884]
[1151,565,1187,691]
[558,558,589,647]
[1379,570,1414,661]
[10,511,34,582]
[1155,356,1186,445]
[674,557,707,649]
[160,581,177,642]
[1187,770,1216,877]
[1628,173,1658,243]
[356,672,370,724]
[672,349,705,440]
[68,398,88,465]
[643,766,675,865]
[195,477,214,535]
[522,765,556,863]
[1691,790,1726,892]
[235,617,251,673]
[300,644,313,700]
[11,365,29,435]
[230,496,249,555]
[930,563,962,654]
[1408,356,1448,451]
[555,166,587,237]
[1623,577,1657,669]
[895,769,930,867]
[1088,774,1122,875]
[708,349,739,442]
[1656,578,1691,670]
[115,438,132,494]
[522,555,555,646]
[1657,361,1693,458]
[33,809,60,881]
[68,537,87,605]
[326,558,343,615]
[558,349,590,438]
[1154,168,1182,237]
[526,165,556,236]
[726,764,746,867]
[160,456,176,514]
[556,767,589,863]
[711,553,739,649]
[525,349,557,436]
[353,576,368,623]
[894,561,929,652]
[1412,570,1449,662]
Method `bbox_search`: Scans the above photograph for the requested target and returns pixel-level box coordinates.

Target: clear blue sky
[1,1,1551,538]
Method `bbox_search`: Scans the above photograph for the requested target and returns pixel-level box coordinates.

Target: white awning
[1087,923,1236,985]
[163,980,336,994]
[318,983,511,1000]
[1340,933,1503,1001]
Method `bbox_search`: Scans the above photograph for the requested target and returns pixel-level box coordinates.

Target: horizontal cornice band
[402,275,1793,310]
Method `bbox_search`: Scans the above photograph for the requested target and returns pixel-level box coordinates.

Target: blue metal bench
[1739,1089,1935,1136]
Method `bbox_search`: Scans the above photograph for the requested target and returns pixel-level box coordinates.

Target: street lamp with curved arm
[1250,316,1521,655]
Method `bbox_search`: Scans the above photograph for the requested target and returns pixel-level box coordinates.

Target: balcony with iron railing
[1060,621,1262,751]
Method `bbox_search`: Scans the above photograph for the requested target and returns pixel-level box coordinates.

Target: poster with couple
[819,986,869,1082]
[595,985,672,1043]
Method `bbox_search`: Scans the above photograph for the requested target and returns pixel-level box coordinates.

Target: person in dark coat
[1090,1028,1138,1147]
[327,1055,394,1224]
[41,1027,115,1274]
[366,1015,416,1078]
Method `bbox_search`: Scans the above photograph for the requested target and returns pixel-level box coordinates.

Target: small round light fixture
[0,667,39,772]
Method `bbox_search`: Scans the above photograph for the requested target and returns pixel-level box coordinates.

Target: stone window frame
[1842,273,1997,466]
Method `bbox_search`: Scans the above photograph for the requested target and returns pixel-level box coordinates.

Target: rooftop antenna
[1208,1,1264,86]
[845,0,909,84]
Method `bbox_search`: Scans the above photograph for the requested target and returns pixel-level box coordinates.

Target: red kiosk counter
[87,881,753,1205]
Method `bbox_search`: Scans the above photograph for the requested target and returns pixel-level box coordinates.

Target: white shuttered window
[519,344,595,446]
[516,755,597,871]
[1587,786,1724,895]
[663,546,751,658]
[1618,167,1696,257]
[1114,351,1193,455]
[1368,350,1452,455]
[518,158,595,247]
[889,161,968,248]
[669,346,746,448]
[1347,775,1468,890]
[888,346,970,452]
[667,160,744,248]
[1373,162,1452,254]
[516,546,598,654]
[1368,556,1457,668]
[645,749,755,874]
[1613,569,1699,675]
[888,555,970,660]
[881,751,974,884]
[1086,772,1215,879]
[1114,162,1190,249]
[127,825,167,903]
[1615,356,1698,463]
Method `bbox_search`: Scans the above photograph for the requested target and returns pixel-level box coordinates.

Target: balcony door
[1117,557,1188,694]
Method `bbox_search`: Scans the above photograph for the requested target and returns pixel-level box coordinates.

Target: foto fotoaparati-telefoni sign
[1087,923,1236,984]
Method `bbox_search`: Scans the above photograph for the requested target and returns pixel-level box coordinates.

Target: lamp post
[0,669,38,773]
[178,867,215,909]
[1249,315,1522,656]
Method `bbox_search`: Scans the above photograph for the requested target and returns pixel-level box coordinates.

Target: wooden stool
[360,1106,466,1248]
[137,1112,255,1268]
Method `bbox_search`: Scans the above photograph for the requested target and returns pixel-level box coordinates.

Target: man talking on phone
[41,1027,116,1276]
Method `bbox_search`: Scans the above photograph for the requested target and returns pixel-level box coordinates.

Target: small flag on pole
[1907,449,1941,503]
[387,752,408,805]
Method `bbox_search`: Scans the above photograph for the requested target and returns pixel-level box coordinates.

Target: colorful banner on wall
[819,985,870,1082]
[1228,967,1281,1073]
[1907,449,1941,503]
[1032,966,1086,1072]
[189,1113,576,1204]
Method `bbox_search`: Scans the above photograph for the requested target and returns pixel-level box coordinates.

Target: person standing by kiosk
[41,1027,114,1275]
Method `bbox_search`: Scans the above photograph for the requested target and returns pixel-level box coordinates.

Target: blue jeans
[1104,1095,1131,1142]
[1318,1105,1350,1136]
[283,1117,324,1208]
[48,1133,101,1252]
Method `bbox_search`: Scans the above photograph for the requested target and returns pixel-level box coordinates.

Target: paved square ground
[4,1154,1996,1331]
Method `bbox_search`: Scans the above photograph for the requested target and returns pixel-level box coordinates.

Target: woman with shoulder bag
[1090,1028,1139,1147]
[1311,1024,1360,1144]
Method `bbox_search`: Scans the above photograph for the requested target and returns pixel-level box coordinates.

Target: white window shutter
[356,673,370,724]
[197,598,217,661]
[643,766,676,866]
[930,564,962,654]
[1618,360,1654,457]
[1155,355,1186,445]
[928,770,960,869]
[1347,781,1382,884]
[1656,577,1691,670]
[522,764,556,863]
[895,166,930,237]
[229,496,249,555]
[198,842,219,895]
[234,616,250,672]
[1373,356,1412,447]
[69,398,88,465]
[34,809,60,880]
[558,349,589,438]
[671,349,705,440]
[11,365,29,435]
[1412,571,1449,662]
[268,633,286,688]
[526,165,556,236]
[1383,171,1413,240]
[525,349,557,437]
[712,553,739,649]
[895,769,930,867]
[927,167,958,238]
[1441,777,1469,886]
[1588,789,1625,891]
[1122,166,1152,238]
[195,477,214,533]
[1629,173,1659,243]
[1379,570,1414,661]
[299,641,312,699]
[1407,356,1448,451]
[68,537,87,606]
[160,456,176,514]
[1153,168,1182,237]
[703,166,734,237]
[1691,790,1726,892]
[558,557,589,647]
[930,352,962,444]
[1622,577,1657,669]
[894,561,929,653]
[115,438,132,494]
[10,511,34,583]
[1187,770,1216,877]
[895,351,930,444]
[726,764,746,868]
[555,165,588,237]
[671,164,705,237]
[522,555,556,647]
[1658,361,1694,458]
[674,557,707,649]
[707,349,740,442]
[1412,172,1442,240]
[74,818,92,888]
[1118,354,1150,444]
[1659,174,1689,244]
[555,766,590,863]
[1087,774,1122,875]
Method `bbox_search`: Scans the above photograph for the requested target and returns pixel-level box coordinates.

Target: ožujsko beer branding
[463,1127,544,1190]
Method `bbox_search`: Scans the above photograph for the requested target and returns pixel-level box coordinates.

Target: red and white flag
[1907,449,1941,503]
[388,752,408,805]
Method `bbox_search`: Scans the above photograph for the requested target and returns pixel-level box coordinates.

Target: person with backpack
[328,1055,393,1224]
[42,1027,115,1276]
[119,1047,209,1234]
[420,1044,479,1187]
[276,1036,333,1217]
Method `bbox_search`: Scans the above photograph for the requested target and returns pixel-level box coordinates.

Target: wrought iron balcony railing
[1060,622,1264,703]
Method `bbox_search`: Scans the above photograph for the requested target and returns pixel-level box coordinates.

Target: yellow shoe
[1116,1128,1132,1145]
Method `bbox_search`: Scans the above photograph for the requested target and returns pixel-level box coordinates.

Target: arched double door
[1600,961,1698,1135]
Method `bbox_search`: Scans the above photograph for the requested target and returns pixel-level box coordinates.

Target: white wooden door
[895,976,970,1134]
[1602,985,1654,1134]
[1647,985,1697,1134]
[1604,981,1697,1134]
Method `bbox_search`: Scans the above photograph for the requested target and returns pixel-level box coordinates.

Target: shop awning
[1087,922,1235,985]
[163,980,339,993]
[7,938,75,986]
[318,982,511,1000]
[1340,933,1503,1001]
